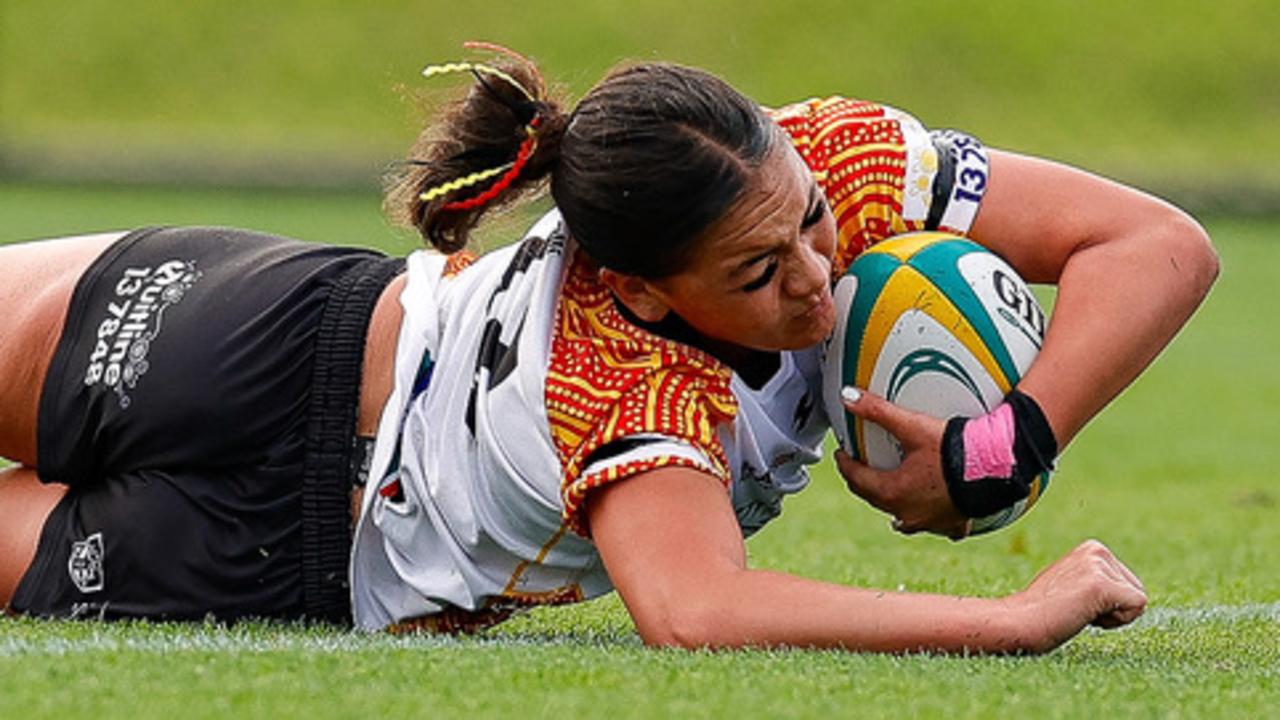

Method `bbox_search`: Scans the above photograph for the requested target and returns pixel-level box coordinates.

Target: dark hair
[385,53,775,277]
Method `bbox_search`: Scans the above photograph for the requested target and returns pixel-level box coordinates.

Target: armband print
[927,129,989,235]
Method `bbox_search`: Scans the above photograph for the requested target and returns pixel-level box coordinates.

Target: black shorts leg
[14,226,403,623]
[15,466,304,621]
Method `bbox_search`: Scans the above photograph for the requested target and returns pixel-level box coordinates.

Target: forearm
[1017,212,1217,445]
[593,469,1143,653]
[638,566,1036,654]
[969,150,1219,447]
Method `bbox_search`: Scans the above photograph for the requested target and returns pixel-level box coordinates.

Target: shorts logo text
[68,532,105,594]
[83,259,201,408]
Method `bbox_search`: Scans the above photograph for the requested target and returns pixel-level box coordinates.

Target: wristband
[940,389,1058,520]
[351,435,376,488]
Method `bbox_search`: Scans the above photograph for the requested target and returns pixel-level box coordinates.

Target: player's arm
[838,150,1218,536]
[586,465,1146,652]
[968,149,1218,444]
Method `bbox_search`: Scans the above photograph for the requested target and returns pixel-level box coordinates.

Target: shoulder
[769,96,990,274]
[769,97,929,158]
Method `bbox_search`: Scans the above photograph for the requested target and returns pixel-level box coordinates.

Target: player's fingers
[947,520,972,542]
[1112,594,1148,624]
[890,517,923,535]
[833,449,895,513]
[1103,551,1146,593]
[1084,544,1147,628]
[1083,540,1146,593]
[1104,601,1147,627]
[1092,613,1128,629]
[1092,587,1148,628]
[840,387,934,445]
[895,515,969,540]
[890,508,956,536]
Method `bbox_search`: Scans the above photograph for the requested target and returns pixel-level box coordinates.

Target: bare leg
[0,232,125,465]
[0,466,67,608]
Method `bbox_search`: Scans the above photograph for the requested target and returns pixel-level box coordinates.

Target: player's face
[647,140,838,352]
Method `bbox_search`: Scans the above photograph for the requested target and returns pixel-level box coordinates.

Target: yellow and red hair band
[418,43,544,212]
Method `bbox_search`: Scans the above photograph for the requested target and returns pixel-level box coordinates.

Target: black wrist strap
[941,389,1058,519]
[351,435,376,488]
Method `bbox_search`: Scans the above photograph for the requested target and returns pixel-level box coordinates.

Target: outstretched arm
[838,150,1219,535]
[586,466,1146,652]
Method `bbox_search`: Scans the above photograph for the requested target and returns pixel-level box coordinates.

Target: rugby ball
[821,232,1051,533]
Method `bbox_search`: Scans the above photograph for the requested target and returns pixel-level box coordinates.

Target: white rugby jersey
[349,97,987,631]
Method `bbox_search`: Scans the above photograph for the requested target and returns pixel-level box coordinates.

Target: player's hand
[833,387,970,539]
[1007,539,1147,653]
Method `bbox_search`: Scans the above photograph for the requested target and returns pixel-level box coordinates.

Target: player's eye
[801,194,826,229]
[741,259,779,292]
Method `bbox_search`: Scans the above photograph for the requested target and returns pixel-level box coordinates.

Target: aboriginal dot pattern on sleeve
[771,97,929,278]
[546,253,738,537]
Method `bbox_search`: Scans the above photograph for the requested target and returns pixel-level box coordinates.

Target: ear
[598,268,672,323]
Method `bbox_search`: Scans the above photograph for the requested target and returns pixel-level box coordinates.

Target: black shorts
[11,227,403,624]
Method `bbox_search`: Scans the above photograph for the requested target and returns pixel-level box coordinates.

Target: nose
[782,242,831,300]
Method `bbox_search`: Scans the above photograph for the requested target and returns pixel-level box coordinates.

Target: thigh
[0,466,67,608]
[0,232,126,465]
[8,465,306,621]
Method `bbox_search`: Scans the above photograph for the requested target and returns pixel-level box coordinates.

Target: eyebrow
[726,184,822,275]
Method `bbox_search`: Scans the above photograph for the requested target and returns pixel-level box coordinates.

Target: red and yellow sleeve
[770,97,989,277]
[546,254,738,538]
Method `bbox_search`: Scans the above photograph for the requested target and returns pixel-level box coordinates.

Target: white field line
[0,630,458,657]
[0,603,1275,657]
[1136,601,1280,627]
[0,627,636,657]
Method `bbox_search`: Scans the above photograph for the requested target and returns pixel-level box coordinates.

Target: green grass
[1,614,1276,719]
[2,185,1278,717]
[3,0,1279,202]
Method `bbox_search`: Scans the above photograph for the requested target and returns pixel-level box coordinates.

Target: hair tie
[417,50,546,212]
[421,61,536,103]
[438,118,541,211]
[418,163,513,203]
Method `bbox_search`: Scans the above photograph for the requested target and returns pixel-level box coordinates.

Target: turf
[1,185,1277,717]
[1,611,1276,719]
[3,1,1278,203]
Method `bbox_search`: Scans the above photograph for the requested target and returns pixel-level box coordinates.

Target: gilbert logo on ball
[821,232,1051,532]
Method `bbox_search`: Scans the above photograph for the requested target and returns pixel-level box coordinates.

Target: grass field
[1,184,1277,718]
[4,1,1279,206]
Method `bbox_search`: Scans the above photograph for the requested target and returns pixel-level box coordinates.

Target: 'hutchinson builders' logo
[68,532,106,594]
[83,259,201,408]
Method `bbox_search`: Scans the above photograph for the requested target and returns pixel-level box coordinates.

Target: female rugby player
[0,47,1217,653]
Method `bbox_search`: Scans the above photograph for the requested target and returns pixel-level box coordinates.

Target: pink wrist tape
[962,403,1016,482]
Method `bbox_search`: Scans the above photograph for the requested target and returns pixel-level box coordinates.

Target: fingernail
[841,386,862,404]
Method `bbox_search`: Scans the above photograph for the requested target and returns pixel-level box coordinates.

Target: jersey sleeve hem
[562,449,731,539]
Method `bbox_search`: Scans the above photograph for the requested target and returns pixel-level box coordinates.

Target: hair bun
[383,45,569,253]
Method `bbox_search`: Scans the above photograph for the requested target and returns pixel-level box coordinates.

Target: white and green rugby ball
[821,232,1051,532]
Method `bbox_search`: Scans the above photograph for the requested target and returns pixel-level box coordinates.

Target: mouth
[795,291,836,333]
[801,291,834,320]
